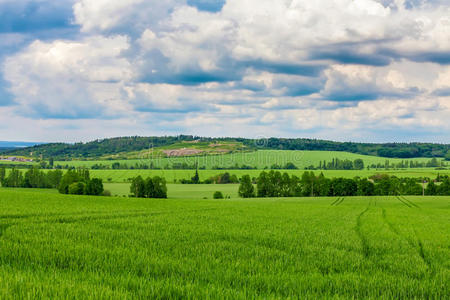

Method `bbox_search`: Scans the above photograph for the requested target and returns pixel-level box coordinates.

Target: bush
[213,191,224,199]
[130,175,167,198]
[102,190,112,197]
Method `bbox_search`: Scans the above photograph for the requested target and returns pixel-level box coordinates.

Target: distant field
[55,150,445,170]
[0,189,448,298]
[0,160,36,166]
[92,168,450,183]
[104,183,240,198]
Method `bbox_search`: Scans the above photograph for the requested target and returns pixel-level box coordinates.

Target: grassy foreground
[0,189,449,299]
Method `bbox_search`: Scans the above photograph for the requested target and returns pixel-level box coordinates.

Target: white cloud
[3,35,132,118]
[1,0,449,142]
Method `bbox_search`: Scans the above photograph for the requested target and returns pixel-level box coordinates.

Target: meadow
[55,150,445,170]
[104,183,239,198]
[0,188,448,299]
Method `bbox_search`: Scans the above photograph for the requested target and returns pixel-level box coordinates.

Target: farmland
[0,188,448,298]
[55,150,446,170]
[104,183,240,198]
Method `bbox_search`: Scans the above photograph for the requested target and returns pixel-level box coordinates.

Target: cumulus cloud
[3,36,132,118]
[0,0,449,142]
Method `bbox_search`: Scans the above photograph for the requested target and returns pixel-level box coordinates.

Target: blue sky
[0,0,449,143]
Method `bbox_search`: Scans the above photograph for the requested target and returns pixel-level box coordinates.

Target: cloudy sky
[0,0,449,143]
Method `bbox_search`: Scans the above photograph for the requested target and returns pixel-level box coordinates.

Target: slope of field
[55,150,445,170]
[0,189,448,298]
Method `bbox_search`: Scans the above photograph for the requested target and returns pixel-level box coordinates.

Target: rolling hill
[3,136,449,160]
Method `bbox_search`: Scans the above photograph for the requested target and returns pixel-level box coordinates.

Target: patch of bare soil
[163,148,204,157]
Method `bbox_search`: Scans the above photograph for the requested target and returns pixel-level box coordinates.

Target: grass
[55,150,446,169]
[104,183,240,198]
[0,188,448,298]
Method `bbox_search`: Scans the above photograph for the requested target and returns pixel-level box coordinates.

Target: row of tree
[0,167,105,196]
[307,158,446,171]
[238,171,450,198]
[0,167,62,189]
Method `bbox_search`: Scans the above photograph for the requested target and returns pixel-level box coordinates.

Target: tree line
[306,157,446,170]
[237,171,450,198]
[0,167,106,196]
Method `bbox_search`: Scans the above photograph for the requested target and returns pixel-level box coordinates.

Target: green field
[55,150,446,169]
[0,189,448,298]
[104,183,240,198]
[92,168,450,184]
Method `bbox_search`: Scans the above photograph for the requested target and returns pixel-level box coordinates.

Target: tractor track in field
[330,197,341,206]
[381,208,400,236]
[335,198,345,206]
[355,205,371,258]
[395,196,420,209]
[396,196,412,208]
[400,196,420,208]
[0,223,12,241]
[381,207,433,273]
[330,197,345,206]
[413,228,434,273]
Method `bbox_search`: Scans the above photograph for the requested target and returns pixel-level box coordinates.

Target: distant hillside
[3,135,449,160]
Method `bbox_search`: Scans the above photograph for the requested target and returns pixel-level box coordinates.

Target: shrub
[213,191,224,199]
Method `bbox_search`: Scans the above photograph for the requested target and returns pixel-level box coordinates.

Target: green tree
[151,176,167,198]
[85,178,104,196]
[354,159,364,170]
[256,171,269,197]
[445,150,450,161]
[144,177,155,197]
[357,178,375,196]
[425,181,437,196]
[58,170,81,194]
[330,178,357,196]
[437,178,450,195]
[130,176,145,198]
[4,168,24,188]
[191,169,200,184]
[49,157,54,168]
[239,175,255,198]
[0,167,6,185]
[47,170,63,188]
[68,182,85,195]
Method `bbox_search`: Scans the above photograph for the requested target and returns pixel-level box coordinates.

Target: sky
[0,0,449,143]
